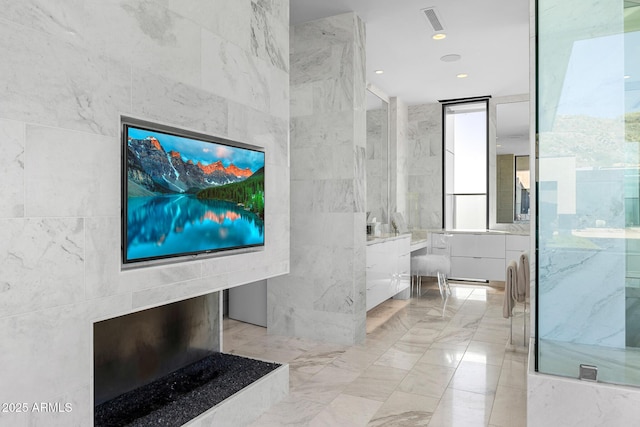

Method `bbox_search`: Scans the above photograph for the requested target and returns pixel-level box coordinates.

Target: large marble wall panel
[0,218,84,317]
[0,1,290,425]
[390,97,409,217]
[407,103,442,229]
[201,29,289,118]
[84,216,125,300]
[268,12,366,346]
[367,107,388,222]
[0,119,25,218]
[0,0,86,40]
[168,0,253,51]
[0,293,131,424]
[227,102,289,158]
[131,72,229,135]
[0,19,131,137]
[25,126,120,218]
[250,0,289,73]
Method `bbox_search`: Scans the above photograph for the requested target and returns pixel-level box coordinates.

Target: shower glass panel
[537,0,640,386]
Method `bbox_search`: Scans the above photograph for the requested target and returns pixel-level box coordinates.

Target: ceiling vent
[421,7,445,33]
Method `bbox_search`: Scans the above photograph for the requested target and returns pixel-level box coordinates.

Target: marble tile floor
[224,281,528,427]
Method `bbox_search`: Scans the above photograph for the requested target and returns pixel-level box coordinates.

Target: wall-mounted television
[122,118,265,264]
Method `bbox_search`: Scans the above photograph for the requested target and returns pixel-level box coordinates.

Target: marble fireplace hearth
[93,292,288,427]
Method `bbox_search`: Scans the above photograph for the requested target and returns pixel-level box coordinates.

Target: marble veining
[538,243,625,347]
[390,97,409,217]
[269,12,366,346]
[122,2,178,45]
[167,0,253,51]
[250,1,288,73]
[0,119,25,218]
[202,28,288,119]
[0,218,84,318]
[367,107,389,222]
[0,293,130,402]
[132,72,228,135]
[84,216,121,300]
[253,0,289,26]
[290,14,355,57]
[227,101,289,153]
[407,104,442,230]
[252,282,527,426]
[0,19,131,137]
[0,0,84,40]
[93,1,204,88]
[25,125,120,217]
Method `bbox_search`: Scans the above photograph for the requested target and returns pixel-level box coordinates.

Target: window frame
[441,96,491,230]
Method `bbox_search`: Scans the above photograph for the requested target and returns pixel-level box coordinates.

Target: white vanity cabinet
[445,232,530,282]
[366,234,411,311]
[450,233,506,281]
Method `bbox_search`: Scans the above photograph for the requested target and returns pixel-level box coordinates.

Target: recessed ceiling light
[432,33,446,40]
[441,54,461,62]
[456,73,468,78]
[624,75,631,79]
[375,70,384,74]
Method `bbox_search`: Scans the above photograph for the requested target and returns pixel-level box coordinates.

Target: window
[443,99,489,230]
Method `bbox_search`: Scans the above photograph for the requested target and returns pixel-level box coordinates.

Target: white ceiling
[290,0,531,106]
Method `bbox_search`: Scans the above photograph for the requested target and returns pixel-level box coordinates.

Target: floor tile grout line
[228,283,526,427]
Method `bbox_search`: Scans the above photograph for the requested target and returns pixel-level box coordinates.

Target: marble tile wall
[0,1,289,425]
[366,107,388,222]
[407,103,442,229]
[268,12,367,346]
[390,97,409,219]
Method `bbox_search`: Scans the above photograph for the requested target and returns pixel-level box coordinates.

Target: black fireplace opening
[93,293,280,427]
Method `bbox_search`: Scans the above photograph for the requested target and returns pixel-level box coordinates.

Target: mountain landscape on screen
[127,136,249,192]
[124,126,265,263]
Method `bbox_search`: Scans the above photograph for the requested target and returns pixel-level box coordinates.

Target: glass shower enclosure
[537,0,640,386]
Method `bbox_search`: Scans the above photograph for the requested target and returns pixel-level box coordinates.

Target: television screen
[122,121,265,264]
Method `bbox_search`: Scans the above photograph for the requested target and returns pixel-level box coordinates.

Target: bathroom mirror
[366,88,390,224]
[495,100,530,223]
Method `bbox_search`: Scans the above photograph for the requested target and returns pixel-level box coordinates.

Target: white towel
[516,252,529,302]
[503,260,518,318]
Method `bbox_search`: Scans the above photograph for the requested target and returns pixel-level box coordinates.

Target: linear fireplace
[93,292,285,427]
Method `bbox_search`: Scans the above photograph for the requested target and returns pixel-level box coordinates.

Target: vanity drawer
[450,234,505,258]
[451,256,506,281]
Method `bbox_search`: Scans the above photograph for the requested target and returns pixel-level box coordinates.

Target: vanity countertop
[417,228,530,236]
[366,233,412,245]
[366,229,529,247]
